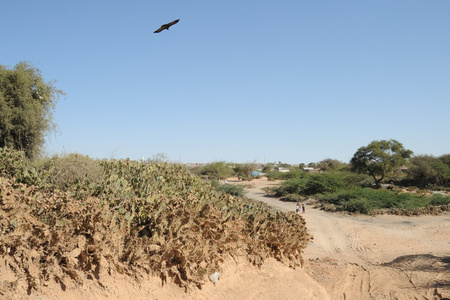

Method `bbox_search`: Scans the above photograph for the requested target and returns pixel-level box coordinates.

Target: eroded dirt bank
[1,177,449,299]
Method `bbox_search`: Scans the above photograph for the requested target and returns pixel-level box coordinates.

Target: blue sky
[2,1,449,164]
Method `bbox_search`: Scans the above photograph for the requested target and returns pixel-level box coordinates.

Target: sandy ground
[9,177,449,299]
[242,177,450,299]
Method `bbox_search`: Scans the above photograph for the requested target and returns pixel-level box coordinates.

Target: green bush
[271,172,364,197]
[430,194,450,206]
[0,147,28,178]
[342,198,372,214]
[37,153,104,196]
[271,177,308,196]
[406,155,450,188]
[302,173,346,195]
[216,184,245,197]
[280,193,304,202]
[318,187,436,213]
[0,147,39,185]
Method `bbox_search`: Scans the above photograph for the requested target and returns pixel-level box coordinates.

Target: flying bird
[154,19,180,33]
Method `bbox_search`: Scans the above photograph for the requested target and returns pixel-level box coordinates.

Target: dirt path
[241,177,450,299]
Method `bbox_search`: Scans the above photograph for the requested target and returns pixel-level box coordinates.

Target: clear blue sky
[2,1,449,164]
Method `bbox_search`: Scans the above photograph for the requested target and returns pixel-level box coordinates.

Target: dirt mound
[0,175,311,298]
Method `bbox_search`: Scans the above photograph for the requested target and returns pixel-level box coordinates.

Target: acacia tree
[234,162,258,180]
[200,161,234,180]
[350,139,413,186]
[316,158,346,171]
[0,62,63,159]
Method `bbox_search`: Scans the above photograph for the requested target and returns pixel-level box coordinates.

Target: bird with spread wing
[154,19,180,33]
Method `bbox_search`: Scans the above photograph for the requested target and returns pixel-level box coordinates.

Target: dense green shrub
[316,158,348,171]
[0,147,28,178]
[342,198,372,214]
[280,193,304,202]
[0,62,64,159]
[216,184,245,196]
[0,147,39,185]
[197,161,235,180]
[302,173,346,195]
[271,177,309,196]
[430,194,450,206]
[406,155,450,188]
[317,187,446,213]
[271,172,365,197]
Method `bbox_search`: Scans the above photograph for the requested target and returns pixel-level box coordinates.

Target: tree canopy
[233,162,258,180]
[0,62,63,159]
[316,158,347,171]
[200,161,234,180]
[350,139,413,186]
[407,154,450,187]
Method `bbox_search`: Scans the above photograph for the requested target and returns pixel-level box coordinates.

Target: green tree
[200,161,234,180]
[350,139,413,186]
[407,155,450,187]
[0,62,63,159]
[438,154,450,167]
[307,162,316,168]
[316,158,346,171]
[233,162,257,180]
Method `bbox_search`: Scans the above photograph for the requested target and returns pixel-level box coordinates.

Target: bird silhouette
[154,19,180,33]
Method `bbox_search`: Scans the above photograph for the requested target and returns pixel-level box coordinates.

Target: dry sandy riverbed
[240,177,450,299]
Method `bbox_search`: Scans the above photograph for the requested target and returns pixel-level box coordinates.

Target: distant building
[303,167,320,173]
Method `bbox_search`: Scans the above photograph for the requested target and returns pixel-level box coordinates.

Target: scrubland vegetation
[0,147,310,294]
[265,153,450,215]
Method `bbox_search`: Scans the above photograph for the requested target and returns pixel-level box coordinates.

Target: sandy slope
[243,177,450,299]
[7,177,449,299]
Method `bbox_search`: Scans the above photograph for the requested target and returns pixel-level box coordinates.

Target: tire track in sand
[241,178,450,299]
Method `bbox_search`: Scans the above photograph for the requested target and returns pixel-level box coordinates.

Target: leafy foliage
[264,154,449,215]
[318,187,450,214]
[405,155,450,188]
[216,183,245,196]
[0,147,40,185]
[271,172,365,197]
[350,139,413,186]
[0,148,311,292]
[316,158,347,171]
[196,161,234,180]
[0,62,64,159]
[233,162,258,180]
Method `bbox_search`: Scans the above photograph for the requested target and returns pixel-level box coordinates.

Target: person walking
[302,203,306,213]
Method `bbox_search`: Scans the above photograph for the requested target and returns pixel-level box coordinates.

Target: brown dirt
[2,177,449,299]
[242,177,450,299]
